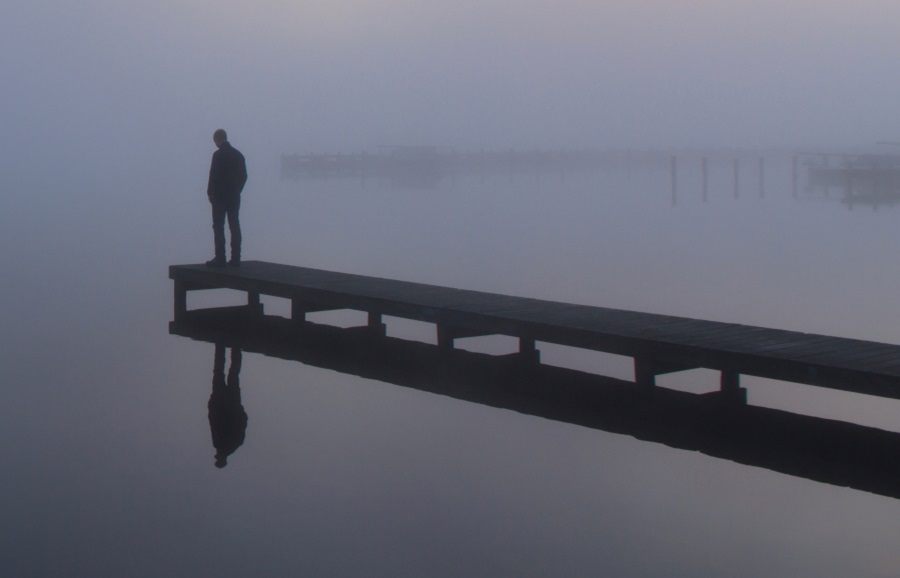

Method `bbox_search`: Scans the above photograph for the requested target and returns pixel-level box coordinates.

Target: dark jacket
[207,141,248,198]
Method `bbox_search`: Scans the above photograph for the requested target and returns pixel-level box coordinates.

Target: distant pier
[280,147,671,184]
[800,151,900,207]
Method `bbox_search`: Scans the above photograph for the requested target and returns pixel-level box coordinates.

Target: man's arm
[207,150,220,200]
[237,152,248,193]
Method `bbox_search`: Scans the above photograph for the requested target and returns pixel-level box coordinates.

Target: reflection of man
[209,344,248,468]
[206,129,248,267]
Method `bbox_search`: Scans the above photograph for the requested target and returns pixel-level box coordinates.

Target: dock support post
[634,359,657,388]
[719,370,747,405]
[247,291,262,315]
[721,371,740,391]
[518,337,540,364]
[437,325,454,350]
[174,280,188,321]
[367,311,386,337]
[291,298,306,323]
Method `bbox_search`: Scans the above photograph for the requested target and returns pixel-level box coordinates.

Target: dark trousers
[211,193,241,261]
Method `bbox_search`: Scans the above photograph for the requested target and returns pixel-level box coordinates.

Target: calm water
[3,156,900,577]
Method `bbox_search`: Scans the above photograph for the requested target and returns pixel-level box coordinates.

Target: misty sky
[4,0,900,179]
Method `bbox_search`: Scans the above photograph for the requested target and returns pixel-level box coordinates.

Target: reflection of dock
[171,262,900,403]
[170,308,900,500]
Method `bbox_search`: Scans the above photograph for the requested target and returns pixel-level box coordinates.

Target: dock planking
[170,260,900,401]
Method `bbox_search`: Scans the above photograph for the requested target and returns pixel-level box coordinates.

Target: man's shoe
[228,258,241,267]
[206,258,226,268]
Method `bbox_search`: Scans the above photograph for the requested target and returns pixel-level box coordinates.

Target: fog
[5,0,900,174]
[4,2,900,577]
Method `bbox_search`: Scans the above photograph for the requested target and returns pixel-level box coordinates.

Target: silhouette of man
[206,129,247,267]
[208,344,248,468]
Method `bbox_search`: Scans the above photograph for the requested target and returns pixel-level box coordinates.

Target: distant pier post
[360,150,368,189]
[733,158,740,198]
[843,155,853,197]
[479,149,486,184]
[701,157,708,202]
[758,157,765,198]
[670,156,677,205]
[791,155,798,197]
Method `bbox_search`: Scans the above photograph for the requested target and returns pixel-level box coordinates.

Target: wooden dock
[170,261,900,401]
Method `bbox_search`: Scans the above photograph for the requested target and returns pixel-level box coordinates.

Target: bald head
[213,129,228,147]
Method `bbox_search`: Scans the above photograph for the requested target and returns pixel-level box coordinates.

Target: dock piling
[174,280,188,321]
[368,312,387,337]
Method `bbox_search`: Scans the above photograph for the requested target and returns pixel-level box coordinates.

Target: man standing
[207,129,247,267]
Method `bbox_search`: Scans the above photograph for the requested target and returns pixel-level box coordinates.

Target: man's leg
[210,198,227,265]
[226,195,242,264]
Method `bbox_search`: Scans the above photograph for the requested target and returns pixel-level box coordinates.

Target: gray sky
[4,0,900,177]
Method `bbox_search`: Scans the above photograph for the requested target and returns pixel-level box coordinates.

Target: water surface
[3,157,899,577]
